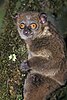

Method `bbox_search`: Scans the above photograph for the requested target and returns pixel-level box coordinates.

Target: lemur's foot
[20,60,30,72]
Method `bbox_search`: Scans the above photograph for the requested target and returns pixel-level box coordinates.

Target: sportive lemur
[16,12,67,100]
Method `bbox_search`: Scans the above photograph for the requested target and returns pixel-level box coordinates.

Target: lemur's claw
[20,60,29,72]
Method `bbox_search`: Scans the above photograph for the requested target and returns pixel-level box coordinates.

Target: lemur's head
[16,12,47,40]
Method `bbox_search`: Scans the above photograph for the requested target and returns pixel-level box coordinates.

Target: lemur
[16,12,67,100]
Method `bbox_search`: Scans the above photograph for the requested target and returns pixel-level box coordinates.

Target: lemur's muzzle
[23,27,31,36]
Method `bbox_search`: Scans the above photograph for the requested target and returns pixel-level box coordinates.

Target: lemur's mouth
[25,32,34,39]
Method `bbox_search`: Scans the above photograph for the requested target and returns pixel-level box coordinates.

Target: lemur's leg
[23,73,60,100]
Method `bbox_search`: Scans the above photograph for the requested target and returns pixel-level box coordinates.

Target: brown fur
[17,12,67,100]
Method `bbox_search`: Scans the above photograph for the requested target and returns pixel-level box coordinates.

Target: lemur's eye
[30,23,37,29]
[19,23,25,29]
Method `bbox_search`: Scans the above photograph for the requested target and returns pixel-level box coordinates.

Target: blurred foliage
[0,0,67,100]
[17,0,67,16]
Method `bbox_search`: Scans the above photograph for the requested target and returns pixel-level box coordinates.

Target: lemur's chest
[26,43,52,60]
[26,29,53,60]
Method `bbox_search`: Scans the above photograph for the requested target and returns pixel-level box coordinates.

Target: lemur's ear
[39,13,47,24]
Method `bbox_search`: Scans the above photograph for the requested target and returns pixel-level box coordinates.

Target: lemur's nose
[23,27,31,36]
[24,30,29,35]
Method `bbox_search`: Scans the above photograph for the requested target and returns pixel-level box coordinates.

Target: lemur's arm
[21,56,67,85]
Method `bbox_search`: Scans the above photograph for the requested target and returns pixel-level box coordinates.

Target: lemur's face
[17,12,47,40]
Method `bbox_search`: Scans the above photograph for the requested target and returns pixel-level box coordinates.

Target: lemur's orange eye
[19,23,25,29]
[30,23,37,29]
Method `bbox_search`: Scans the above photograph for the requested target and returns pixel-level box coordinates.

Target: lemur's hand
[20,60,30,72]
